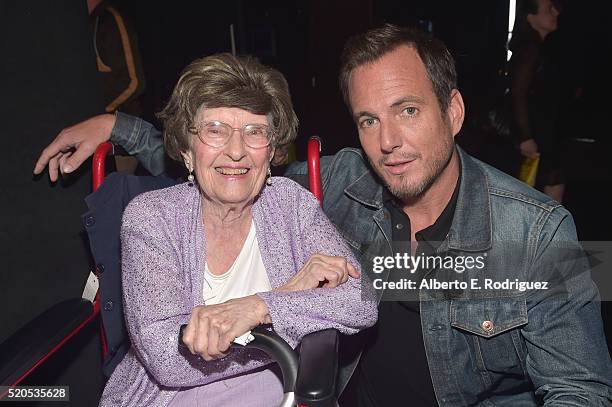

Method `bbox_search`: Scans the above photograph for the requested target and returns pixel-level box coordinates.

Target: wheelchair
[0,137,339,407]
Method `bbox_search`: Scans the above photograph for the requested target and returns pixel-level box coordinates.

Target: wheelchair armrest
[295,329,339,406]
[178,325,339,406]
[0,298,94,386]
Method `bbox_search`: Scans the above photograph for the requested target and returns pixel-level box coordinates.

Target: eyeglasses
[188,121,274,148]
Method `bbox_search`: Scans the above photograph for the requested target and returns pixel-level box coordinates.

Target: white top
[203,220,271,344]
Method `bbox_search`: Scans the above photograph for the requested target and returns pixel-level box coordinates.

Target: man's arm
[33,112,165,180]
[111,112,165,175]
[522,208,612,405]
[510,44,540,158]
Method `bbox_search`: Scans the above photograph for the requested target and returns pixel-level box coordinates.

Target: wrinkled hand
[33,114,116,181]
[278,254,360,292]
[182,295,271,361]
[519,138,539,159]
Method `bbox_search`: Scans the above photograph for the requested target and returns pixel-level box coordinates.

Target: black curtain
[0,1,106,404]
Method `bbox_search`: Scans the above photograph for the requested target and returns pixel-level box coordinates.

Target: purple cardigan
[100,178,377,406]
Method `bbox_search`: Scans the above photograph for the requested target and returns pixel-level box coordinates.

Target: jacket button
[96,263,105,274]
[104,300,113,311]
[84,215,95,227]
[481,320,494,332]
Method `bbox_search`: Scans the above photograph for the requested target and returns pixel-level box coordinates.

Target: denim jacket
[286,147,612,406]
[111,111,166,176]
[112,113,611,405]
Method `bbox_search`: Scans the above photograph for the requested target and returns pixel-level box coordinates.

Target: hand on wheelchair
[182,295,271,361]
[33,113,116,181]
[181,253,358,362]
[277,253,360,292]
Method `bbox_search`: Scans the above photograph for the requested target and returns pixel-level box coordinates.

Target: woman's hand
[182,295,271,361]
[277,254,360,292]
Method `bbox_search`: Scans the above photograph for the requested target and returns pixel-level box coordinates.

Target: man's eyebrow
[390,96,426,108]
[353,110,377,120]
[353,96,426,120]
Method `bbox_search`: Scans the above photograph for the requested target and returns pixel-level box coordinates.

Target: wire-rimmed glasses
[188,121,274,148]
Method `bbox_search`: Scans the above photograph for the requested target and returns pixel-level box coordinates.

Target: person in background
[509,0,565,201]
[89,0,146,174]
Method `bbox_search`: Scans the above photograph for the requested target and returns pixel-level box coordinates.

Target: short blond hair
[157,53,298,161]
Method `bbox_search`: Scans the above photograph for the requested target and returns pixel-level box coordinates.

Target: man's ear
[181,151,194,171]
[446,89,465,138]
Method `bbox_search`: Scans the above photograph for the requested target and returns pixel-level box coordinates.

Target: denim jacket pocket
[450,296,528,338]
[451,296,529,382]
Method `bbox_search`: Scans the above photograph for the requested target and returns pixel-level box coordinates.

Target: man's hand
[33,114,116,181]
[519,138,539,159]
[277,254,360,292]
[182,295,271,361]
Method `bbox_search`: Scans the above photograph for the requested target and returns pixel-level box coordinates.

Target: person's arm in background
[95,4,146,114]
[510,43,539,158]
[33,112,165,180]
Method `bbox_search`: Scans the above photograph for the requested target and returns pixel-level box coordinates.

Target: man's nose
[379,120,402,153]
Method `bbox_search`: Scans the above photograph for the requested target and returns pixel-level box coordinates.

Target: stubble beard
[373,133,455,202]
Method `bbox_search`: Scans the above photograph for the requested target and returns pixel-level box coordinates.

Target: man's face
[348,45,464,201]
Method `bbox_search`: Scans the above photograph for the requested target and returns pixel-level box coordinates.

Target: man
[34,24,611,405]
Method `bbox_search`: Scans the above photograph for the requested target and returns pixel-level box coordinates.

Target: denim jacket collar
[343,146,492,252]
[344,165,385,209]
[449,147,492,252]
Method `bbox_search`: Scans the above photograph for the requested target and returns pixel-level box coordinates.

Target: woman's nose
[225,129,247,160]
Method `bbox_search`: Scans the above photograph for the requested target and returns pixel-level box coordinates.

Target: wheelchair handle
[92,142,113,192]
[179,324,298,406]
[307,136,322,205]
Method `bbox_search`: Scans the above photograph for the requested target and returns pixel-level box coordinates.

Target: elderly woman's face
[183,107,273,206]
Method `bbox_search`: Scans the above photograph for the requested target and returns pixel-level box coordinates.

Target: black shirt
[357,174,460,407]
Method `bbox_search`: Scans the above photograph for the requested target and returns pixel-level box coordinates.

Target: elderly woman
[99,53,376,406]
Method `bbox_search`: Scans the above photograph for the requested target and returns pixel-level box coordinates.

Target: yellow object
[518,156,540,187]
[286,142,297,164]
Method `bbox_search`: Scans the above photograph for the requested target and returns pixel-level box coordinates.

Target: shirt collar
[382,164,461,244]
[344,146,493,252]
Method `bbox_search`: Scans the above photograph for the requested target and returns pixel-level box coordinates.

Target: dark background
[1,0,610,404]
